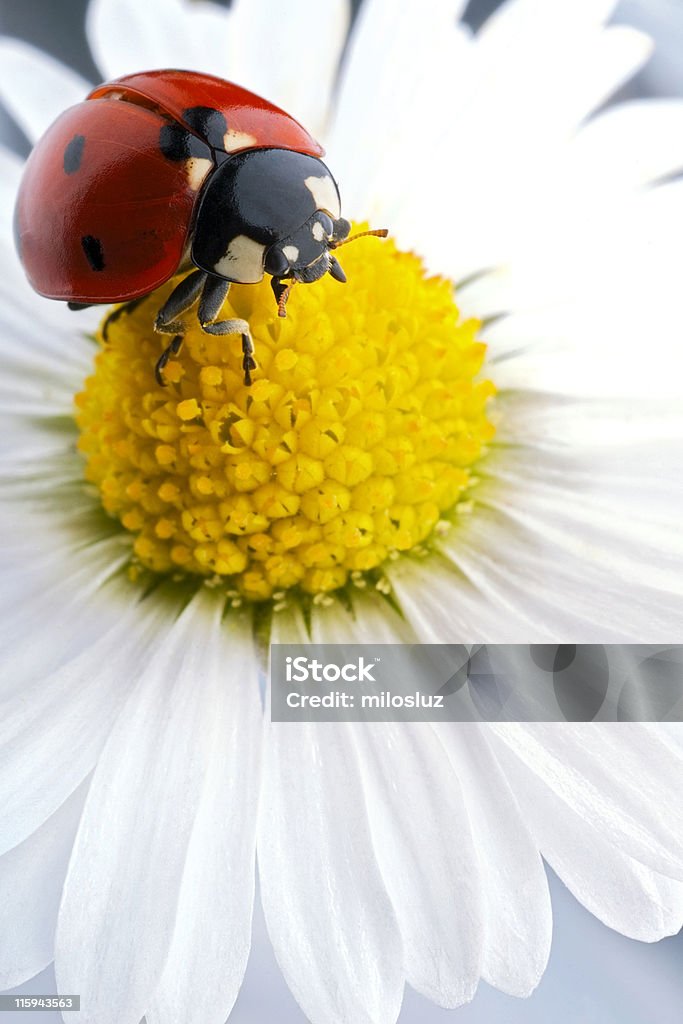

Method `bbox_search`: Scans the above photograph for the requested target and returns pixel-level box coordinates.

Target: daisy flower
[1,1,682,1023]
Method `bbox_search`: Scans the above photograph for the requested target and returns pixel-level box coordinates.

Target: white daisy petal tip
[258,721,404,1024]
[86,0,232,79]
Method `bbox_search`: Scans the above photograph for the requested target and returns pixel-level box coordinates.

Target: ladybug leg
[154,270,206,333]
[197,274,230,324]
[152,271,209,383]
[240,333,256,387]
[198,277,256,386]
[102,296,147,341]
[155,335,184,387]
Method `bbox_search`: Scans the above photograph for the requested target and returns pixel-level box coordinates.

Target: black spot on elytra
[64,134,86,174]
[181,106,228,150]
[159,122,212,161]
[81,235,105,272]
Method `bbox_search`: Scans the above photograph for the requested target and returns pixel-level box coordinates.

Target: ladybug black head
[191,148,349,291]
[263,213,351,284]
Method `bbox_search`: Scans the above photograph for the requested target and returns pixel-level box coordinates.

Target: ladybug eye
[264,247,290,277]
[331,217,351,243]
[316,213,334,239]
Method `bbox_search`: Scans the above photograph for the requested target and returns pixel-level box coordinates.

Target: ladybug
[14,69,386,385]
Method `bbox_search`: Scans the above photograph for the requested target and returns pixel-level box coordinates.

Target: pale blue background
[1,1,682,1021]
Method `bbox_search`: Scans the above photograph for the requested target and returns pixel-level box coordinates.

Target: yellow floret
[76,226,495,601]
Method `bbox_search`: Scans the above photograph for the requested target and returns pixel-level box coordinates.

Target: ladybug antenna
[278,279,296,318]
[329,227,389,250]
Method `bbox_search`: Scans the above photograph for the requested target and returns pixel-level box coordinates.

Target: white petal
[311,587,418,644]
[0,40,91,144]
[660,723,683,754]
[350,722,483,1008]
[0,144,22,209]
[88,0,347,137]
[477,0,619,40]
[0,584,171,856]
[456,177,683,355]
[227,0,350,137]
[387,555,554,644]
[494,738,683,941]
[86,0,231,80]
[0,783,87,989]
[259,720,404,1024]
[328,0,471,219]
[488,389,683,452]
[0,505,116,573]
[0,234,102,371]
[437,724,552,995]
[55,591,242,1024]
[479,300,683,402]
[489,724,683,881]
[397,418,683,645]
[463,458,683,640]
[310,595,484,1006]
[397,14,651,281]
[260,611,403,1024]
[412,467,683,643]
[570,100,683,191]
[474,5,650,135]
[0,538,131,696]
[147,614,262,1024]
[0,433,73,481]
[475,439,683,604]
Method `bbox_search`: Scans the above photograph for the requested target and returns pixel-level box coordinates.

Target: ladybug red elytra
[14,69,387,385]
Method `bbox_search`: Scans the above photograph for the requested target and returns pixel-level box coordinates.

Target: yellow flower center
[75,229,495,603]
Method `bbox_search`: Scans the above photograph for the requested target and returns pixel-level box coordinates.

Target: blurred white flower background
[0,1,682,1023]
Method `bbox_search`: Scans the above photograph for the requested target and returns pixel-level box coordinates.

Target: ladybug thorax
[191,148,346,285]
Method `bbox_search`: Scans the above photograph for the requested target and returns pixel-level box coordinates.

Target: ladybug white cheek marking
[311,221,326,242]
[213,234,266,283]
[282,245,299,263]
[223,129,258,153]
[185,157,214,191]
[304,174,341,220]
